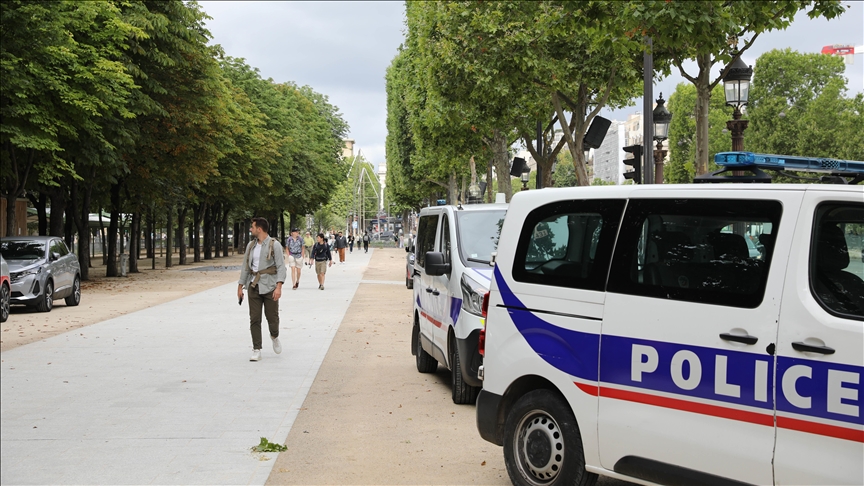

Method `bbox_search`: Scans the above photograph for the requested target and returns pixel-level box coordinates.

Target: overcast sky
[200,1,863,170]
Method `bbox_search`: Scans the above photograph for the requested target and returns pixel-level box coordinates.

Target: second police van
[411,200,507,404]
[476,153,863,486]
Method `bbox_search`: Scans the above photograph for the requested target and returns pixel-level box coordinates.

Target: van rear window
[607,199,782,308]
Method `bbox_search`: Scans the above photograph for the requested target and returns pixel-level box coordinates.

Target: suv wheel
[504,390,597,486]
[450,345,479,404]
[36,280,53,313]
[65,276,81,306]
[414,319,437,373]
[0,283,9,323]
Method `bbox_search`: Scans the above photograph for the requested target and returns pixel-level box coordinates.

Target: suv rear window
[608,199,782,308]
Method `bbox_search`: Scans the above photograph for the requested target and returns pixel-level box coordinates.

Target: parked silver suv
[0,236,81,312]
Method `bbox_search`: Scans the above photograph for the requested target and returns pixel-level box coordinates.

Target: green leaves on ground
[251,437,287,453]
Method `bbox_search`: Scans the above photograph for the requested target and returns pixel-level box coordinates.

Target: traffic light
[623,144,643,184]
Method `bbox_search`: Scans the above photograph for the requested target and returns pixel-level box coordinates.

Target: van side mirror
[424,251,450,276]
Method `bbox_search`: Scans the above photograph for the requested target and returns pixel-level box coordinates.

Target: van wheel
[450,346,479,404]
[36,280,53,313]
[414,320,437,373]
[503,390,597,486]
[65,276,81,306]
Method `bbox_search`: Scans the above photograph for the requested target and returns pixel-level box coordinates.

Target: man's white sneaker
[271,336,282,354]
[250,349,262,361]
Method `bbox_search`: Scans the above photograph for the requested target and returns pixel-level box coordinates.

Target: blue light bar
[714,152,864,173]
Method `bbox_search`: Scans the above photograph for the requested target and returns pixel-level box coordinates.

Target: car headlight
[11,267,41,282]
[461,274,488,316]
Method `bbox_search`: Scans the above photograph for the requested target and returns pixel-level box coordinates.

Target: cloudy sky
[200,1,863,171]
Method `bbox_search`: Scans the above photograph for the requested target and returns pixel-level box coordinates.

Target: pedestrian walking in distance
[347,233,355,253]
[285,228,303,289]
[238,217,287,362]
[311,233,333,290]
[335,231,348,264]
[362,231,370,253]
[303,231,314,267]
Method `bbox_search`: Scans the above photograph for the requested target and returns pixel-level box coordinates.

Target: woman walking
[311,233,333,290]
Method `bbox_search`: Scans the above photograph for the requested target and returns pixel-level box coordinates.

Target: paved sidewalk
[1,249,373,485]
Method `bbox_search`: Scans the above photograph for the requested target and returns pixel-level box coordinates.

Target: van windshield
[456,209,507,266]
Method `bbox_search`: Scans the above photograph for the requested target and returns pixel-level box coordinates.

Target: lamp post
[520,168,530,191]
[652,93,672,184]
[722,55,753,152]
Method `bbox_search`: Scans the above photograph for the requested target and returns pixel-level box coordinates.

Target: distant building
[342,139,355,159]
[593,121,626,184]
[377,160,387,211]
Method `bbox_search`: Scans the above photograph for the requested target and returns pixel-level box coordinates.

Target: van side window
[513,199,625,291]
[440,214,451,265]
[416,215,439,268]
[810,202,864,320]
[608,199,782,309]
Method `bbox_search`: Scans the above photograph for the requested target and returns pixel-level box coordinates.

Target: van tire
[451,346,479,404]
[503,389,597,486]
[414,321,437,373]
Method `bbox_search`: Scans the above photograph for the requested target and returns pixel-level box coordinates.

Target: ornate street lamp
[520,167,531,191]
[722,55,753,152]
[652,94,672,184]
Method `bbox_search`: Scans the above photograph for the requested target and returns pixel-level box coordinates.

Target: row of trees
[385,1,846,207]
[666,48,864,183]
[1,1,348,279]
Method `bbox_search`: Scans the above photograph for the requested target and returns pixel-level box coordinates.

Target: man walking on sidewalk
[311,233,333,290]
[238,217,287,361]
[285,228,303,289]
[362,231,370,253]
[334,231,348,264]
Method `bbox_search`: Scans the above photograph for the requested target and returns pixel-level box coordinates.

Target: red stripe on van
[777,416,864,443]
[574,383,863,443]
[420,310,444,329]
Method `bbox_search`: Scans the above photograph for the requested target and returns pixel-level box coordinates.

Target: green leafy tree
[626,0,846,175]
[665,83,733,183]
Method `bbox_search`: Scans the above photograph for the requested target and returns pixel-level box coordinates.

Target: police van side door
[415,213,441,360]
[429,212,454,363]
[774,191,863,486]
[600,193,796,485]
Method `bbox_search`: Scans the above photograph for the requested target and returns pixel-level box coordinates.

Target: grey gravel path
[1,249,372,485]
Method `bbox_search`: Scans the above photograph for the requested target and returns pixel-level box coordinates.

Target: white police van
[411,200,507,404]
[477,153,864,485]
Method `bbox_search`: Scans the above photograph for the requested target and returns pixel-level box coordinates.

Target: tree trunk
[280,211,286,246]
[129,212,140,273]
[193,203,204,262]
[70,177,93,280]
[203,204,212,260]
[490,129,513,202]
[694,52,713,175]
[447,172,458,205]
[213,203,222,258]
[165,205,173,268]
[222,208,230,256]
[145,211,153,259]
[64,197,74,250]
[106,184,121,277]
[552,92,590,186]
[2,145,36,237]
[99,209,107,265]
[486,157,494,203]
[27,191,48,236]
[178,205,188,265]
[49,187,65,237]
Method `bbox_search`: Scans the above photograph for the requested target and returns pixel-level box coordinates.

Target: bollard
[120,253,128,277]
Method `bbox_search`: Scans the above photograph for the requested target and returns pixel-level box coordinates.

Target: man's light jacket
[238,236,287,294]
